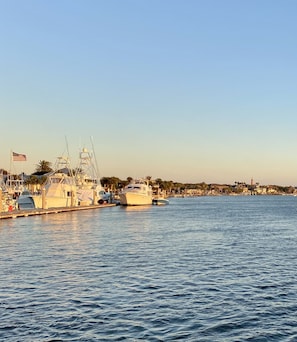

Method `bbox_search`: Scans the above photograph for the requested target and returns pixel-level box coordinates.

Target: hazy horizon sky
[1,0,297,185]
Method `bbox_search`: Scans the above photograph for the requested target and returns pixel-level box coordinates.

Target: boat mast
[65,136,74,178]
[90,136,101,182]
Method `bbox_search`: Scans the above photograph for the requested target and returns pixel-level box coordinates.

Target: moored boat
[17,156,77,209]
[75,147,110,205]
[152,184,169,205]
[119,178,153,206]
[152,197,169,205]
[17,190,35,209]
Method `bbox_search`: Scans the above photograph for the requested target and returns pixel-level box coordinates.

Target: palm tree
[35,160,53,173]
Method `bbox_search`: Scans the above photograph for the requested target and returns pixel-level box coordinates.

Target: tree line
[1,160,296,195]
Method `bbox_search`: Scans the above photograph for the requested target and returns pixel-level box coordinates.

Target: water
[1,196,297,341]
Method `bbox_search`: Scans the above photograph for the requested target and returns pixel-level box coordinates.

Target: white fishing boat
[119,178,153,206]
[17,156,77,209]
[75,147,110,205]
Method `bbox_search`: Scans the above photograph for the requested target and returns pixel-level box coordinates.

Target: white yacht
[17,156,77,209]
[75,147,110,205]
[119,179,153,206]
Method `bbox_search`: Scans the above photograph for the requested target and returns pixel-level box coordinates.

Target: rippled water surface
[1,196,297,341]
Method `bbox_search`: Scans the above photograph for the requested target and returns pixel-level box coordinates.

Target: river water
[1,196,297,341]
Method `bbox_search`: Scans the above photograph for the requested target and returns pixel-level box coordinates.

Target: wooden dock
[0,203,116,220]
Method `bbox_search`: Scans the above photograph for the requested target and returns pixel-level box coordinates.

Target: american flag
[12,152,27,161]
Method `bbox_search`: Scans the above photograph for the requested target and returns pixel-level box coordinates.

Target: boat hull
[20,194,76,209]
[37,195,76,209]
[152,198,169,205]
[119,192,152,206]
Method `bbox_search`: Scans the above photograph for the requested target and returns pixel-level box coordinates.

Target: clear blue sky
[1,0,297,185]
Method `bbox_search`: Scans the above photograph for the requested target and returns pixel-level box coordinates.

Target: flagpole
[8,149,12,189]
[9,149,12,176]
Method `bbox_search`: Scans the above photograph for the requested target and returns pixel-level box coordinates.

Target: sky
[1,0,297,186]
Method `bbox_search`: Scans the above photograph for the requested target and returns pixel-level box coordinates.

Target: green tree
[101,176,122,190]
[24,175,39,185]
[36,160,53,173]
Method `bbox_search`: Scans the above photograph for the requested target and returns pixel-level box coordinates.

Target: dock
[0,203,116,220]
